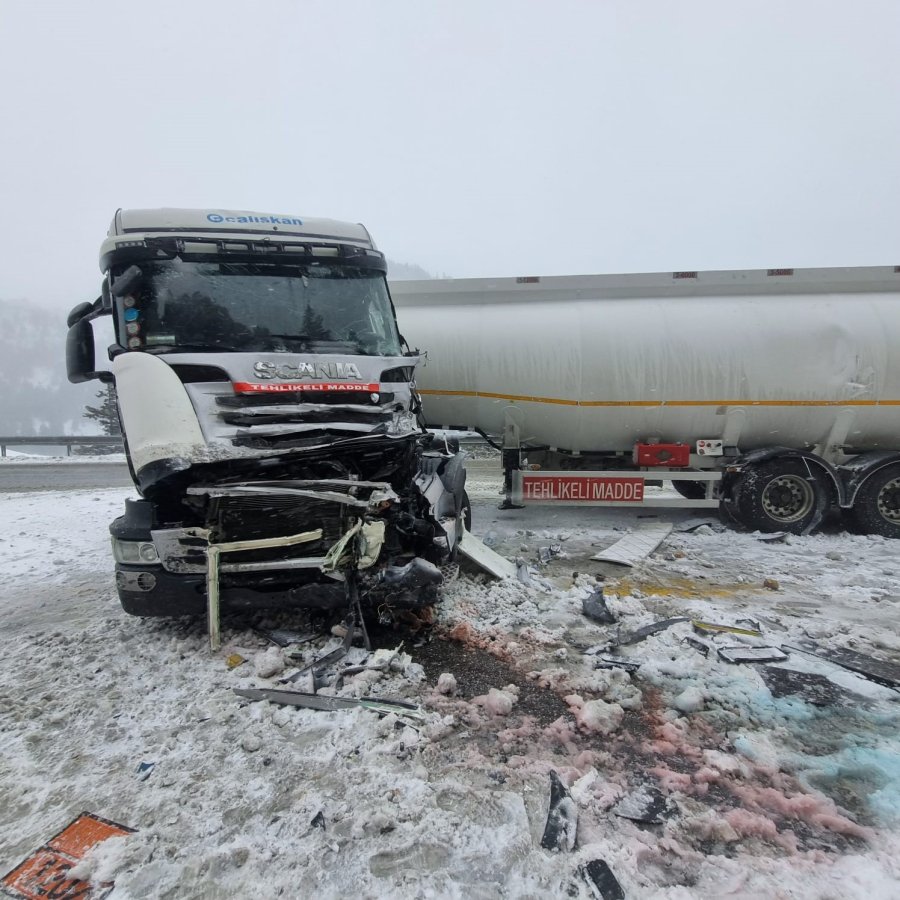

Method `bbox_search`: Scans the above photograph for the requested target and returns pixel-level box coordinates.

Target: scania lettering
[67,208,470,620]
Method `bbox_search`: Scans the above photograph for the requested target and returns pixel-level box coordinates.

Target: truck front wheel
[731,459,829,534]
[846,464,900,539]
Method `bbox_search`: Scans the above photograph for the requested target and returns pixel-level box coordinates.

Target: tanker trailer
[391,265,900,537]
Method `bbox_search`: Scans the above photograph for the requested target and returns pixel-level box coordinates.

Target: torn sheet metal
[234,687,426,719]
[785,641,900,690]
[540,770,578,852]
[457,530,516,579]
[582,588,616,625]
[591,522,673,567]
[717,645,788,664]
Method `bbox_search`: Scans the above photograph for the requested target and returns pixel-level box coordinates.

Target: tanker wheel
[732,459,828,534]
[460,490,473,532]
[846,464,900,539]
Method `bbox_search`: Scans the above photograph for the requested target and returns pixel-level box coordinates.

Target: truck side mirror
[66,318,113,384]
[67,301,94,328]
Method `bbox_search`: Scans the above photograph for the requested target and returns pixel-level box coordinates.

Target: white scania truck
[392,266,900,538]
[67,209,469,618]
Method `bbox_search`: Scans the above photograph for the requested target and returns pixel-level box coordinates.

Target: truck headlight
[111,538,160,564]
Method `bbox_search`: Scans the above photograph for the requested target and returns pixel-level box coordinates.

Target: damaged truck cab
[67,209,469,617]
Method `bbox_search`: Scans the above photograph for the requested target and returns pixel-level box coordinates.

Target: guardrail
[0,436,124,457]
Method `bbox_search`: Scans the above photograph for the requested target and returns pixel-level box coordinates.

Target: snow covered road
[2,481,900,898]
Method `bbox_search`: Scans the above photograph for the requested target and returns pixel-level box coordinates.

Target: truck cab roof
[100,208,377,271]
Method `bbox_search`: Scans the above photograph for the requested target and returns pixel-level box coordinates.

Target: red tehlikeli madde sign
[233,382,380,394]
[521,474,645,503]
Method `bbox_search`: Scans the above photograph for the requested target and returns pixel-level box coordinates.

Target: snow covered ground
[2,469,900,898]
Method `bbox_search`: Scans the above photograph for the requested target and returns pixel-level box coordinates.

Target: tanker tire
[732,459,829,535]
[845,464,900,539]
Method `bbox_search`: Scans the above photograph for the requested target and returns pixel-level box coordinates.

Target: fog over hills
[0,260,432,437]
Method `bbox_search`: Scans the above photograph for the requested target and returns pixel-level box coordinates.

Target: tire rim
[876,477,900,524]
[761,474,815,523]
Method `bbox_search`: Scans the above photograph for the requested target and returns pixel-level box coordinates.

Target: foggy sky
[1,0,899,313]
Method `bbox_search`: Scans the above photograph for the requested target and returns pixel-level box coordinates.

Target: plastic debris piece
[594,655,642,672]
[457,530,517,579]
[692,620,762,638]
[582,588,616,625]
[234,687,426,719]
[540,770,578,852]
[682,635,713,656]
[310,811,326,830]
[612,784,667,824]
[580,858,625,900]
[226,653,247,670]
[591,522,673,567]
[538,544,562,564]
[717,645,788,664]
[134,761,156,781]
[756,531,789,543]
[617,617,690,646]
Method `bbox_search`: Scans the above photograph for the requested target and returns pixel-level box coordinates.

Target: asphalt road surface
[0,461,133,492]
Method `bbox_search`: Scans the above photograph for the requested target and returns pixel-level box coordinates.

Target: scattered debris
[254,628,318,648]
[310,811,326,830]
[134,761,155,782]
[540,770,578,852]
[580,858,625,900]
[763,577,781,591]
[234,687,426,719]
[225,653,247,670]
[785,641,900,690]
[682,635,714,656]
[538,544,562,564]
[718,646,788,664]
[617,617,690,646]
[692,620,762,638]
[756,531,789,543]
[612,784,668,825]
[758,666,846,706]
[457,531,516,579]
[591,522,673,567]
[2,812,135,900]
[594,655,642,673]
[676,519,718,533]
[582,588,616,625]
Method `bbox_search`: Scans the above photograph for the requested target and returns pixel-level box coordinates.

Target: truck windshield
[124,259,402,356]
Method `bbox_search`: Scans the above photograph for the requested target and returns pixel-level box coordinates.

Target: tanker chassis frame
[500,439,900,538]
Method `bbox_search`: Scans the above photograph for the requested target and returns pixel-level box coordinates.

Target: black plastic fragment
[540,770,577,852]
[582,588,616,625]
[311,810,326,830]
[617,617,690,646]
[580,858,625,900]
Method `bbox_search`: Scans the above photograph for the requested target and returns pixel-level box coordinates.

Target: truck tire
[732,459,829,534]
[845,464,900,538]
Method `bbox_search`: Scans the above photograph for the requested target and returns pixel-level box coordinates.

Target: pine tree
[83,384,121,436]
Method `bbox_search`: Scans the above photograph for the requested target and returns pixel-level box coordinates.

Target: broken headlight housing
[111,538,161,565]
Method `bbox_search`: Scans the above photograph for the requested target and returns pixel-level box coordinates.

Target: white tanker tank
[391,265,900,538]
